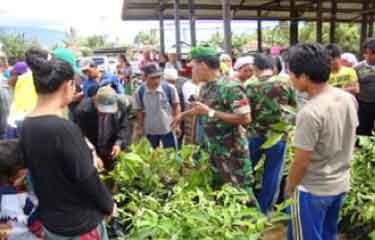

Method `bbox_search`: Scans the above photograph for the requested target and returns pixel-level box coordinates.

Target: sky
[0,0,277,47]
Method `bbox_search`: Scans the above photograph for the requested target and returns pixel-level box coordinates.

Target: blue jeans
[195,116,206,146]
[288,189,346,240]
[4,120,23,139]
[147,132,177,149]
[249,136,287,214]
[43,221,108,240]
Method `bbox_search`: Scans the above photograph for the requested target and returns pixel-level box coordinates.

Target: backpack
[138,83,173,108]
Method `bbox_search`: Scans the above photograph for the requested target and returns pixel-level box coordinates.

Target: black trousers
[357,100,375,136]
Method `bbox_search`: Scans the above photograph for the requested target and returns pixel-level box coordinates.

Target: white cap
[341,53,358,66]
[164,68,178,81]
[79,58,94,71]
[167,48,177,54]
[234,56,254,71]
[220,53,232,62]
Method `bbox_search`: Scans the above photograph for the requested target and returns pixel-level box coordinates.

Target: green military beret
[191,47,218,60]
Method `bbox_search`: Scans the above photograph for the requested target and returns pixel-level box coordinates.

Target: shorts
[43,222,108,240]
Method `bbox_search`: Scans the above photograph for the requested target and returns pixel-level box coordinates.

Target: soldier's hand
[136,125,144,137]
[175,126,182,138]
[193,102,211,116]
[171,114,183,129]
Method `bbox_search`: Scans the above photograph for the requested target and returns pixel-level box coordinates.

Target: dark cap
[142,63,162,78]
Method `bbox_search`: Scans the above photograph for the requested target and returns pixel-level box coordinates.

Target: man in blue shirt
[81,59,125,97]
[100,71,125,95]
[80,59,100,97]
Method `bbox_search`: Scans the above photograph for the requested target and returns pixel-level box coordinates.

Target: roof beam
[349,8,375,21]
[233,0,247,18]
[125,2,364,14]
[122,15,364,22]
[259,0,281,8]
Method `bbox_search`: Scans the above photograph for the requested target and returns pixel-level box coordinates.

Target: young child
[0,140,42,240]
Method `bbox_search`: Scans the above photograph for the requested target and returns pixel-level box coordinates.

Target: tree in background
[63,27,82,47]
[263,21,290,46]
[298,22,360,54]
[232,33,256,56]
[202,21,361,57]
[84,35,112,49]
[62,27,118,56]
[206,31,224,49]
[134,29,159,46]
[0,31,40,64]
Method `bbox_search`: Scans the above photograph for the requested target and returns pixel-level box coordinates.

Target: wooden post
[222,0,232,55]
[159,0,165,54]
[330,0,337,43]
[174,0,181,61]
[369,14,374,38]
[316,0,323,43]
[257,10,262,52]
[360,2,369,56]
[188,0,197,47]
[290,0,298,46]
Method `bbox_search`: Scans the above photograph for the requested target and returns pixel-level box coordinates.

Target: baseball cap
[341,53,358,66]
[52,48,81,74]
[167,48,177,54]
[164,68,178,81]
[12,61,28,75]
[191,47,218,60]
[234,56,254,71]
[143,63,162,78]
[95,86,118,114]
[79,58,94,72]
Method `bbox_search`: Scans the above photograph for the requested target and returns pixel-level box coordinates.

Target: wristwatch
[208,109,216,118]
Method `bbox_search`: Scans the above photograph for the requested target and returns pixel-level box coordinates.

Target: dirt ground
[263,224,347,240]
[263,224,287,240]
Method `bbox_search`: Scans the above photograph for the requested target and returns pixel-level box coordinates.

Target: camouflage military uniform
[245,75,297,137]
[245,74,296,213]
[200,80,254,193]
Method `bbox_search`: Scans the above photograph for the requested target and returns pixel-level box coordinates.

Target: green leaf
[280,105,297,116]
[271,121,293,132]
[261,134,283,149]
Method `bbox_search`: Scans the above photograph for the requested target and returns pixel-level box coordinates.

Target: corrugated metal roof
[122,0,373,22]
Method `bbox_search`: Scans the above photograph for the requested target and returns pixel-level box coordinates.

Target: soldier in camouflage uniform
[174,47,256,198]
[245,53,297,213]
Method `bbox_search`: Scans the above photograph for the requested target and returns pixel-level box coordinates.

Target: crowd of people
[0,36,374,239]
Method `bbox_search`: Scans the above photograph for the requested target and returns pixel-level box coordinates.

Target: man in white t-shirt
[182,78,200,107]
[286,43,358,240]
[181,76,202,144]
